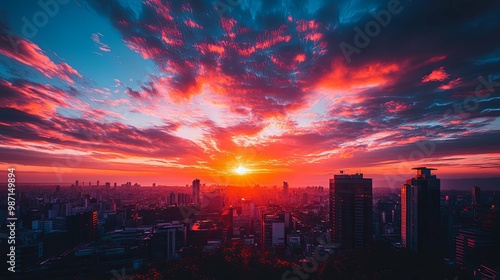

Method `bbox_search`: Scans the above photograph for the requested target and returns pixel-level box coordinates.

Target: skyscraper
[283,181,289,194]
[401,167,441,255]
[472,186,481,205]
[192,179,200,205]
[329,173,372,249]
[261,213,285,249]
[472,186,481,217]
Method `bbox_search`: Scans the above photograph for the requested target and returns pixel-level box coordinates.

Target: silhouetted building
[150,222,185,260]
[203,189,223,213]
[472,186,481,218]
[455,228,494,273]
[472,186,481,205]
[283,181,289,194]
[401,167,441,255]
[193,179,201,205]
[67,211,98,245]
[329,173,373,249]
[188,220,221,247]
[261,213,285,249]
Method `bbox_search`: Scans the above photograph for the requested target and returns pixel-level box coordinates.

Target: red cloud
[422,66,449,83]
[317,59,402,92]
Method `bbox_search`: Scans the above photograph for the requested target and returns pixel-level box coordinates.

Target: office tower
[66,211,98,245]
[455,228,494,272]
[75,180,79,187]
[261,213,285,249]
[329,173,372,249]
[193,179,200,205]
[283,181,289,194]
[401,167,441,255]
[472,186,481,218]
[472,186,481,205]
[169,192,176,205]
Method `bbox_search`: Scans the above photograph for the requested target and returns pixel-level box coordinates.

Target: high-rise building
[193,179,201,205]
[283,181,289,194]
[401,167,441,255]
[261,213,285,249]
[455,228,494,272]
[472,186,481,218]
[329,173,372,249]
[472,186,481,205]
[66,211,98,246]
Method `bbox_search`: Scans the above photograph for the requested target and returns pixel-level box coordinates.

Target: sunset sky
[0,0,499,187]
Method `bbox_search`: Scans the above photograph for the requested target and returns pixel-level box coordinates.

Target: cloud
[91,32,111,52]
[422,67,449,83]
[0,30,82,83]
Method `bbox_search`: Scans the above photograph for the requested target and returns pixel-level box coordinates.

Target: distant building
[329,173,372,249]
[193,179,201,205]
[169,192,176,205]
[283,181,289,194]
[472,186,481,205]
[203,189,223,213]
[401,167,441,255]
[472,186,481,218]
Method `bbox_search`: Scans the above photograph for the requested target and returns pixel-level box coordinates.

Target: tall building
[66,211,98,246]
[193,179,201,205]
[472,186,481,205]
[401,167,441,255]
[283,181,289,194]
[472,186,481,218]
[329,173,372,249]
[261,213,285,249]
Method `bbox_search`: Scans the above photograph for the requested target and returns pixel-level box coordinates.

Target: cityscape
[1,0,500,279]
[1,169,499,279]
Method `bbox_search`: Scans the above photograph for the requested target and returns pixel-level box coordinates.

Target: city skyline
[1,0,500,186]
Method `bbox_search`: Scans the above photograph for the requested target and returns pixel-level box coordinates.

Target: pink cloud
[438,77,462,90]
[0,34,82,83]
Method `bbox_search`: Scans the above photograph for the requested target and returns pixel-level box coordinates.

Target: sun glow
[234,165,249,175]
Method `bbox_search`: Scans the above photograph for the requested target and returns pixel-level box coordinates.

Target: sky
[0,0,499,187]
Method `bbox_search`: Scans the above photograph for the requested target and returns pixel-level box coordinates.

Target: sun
[234,165,249,175]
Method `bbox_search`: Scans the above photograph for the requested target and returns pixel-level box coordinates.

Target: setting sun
[234,166,249,175]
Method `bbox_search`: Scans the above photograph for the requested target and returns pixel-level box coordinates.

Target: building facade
[329,173,372,249]
[401,167,441,255]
